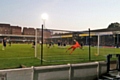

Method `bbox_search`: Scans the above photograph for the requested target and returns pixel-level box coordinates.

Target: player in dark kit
[80,42,84,49]
[32,41,35,48]
[57,40,61,48]
[2,37,7,50]
[48,40,54,48]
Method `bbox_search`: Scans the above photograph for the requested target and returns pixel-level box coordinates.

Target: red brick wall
[11,26,22,35]
[0,24,11,34]
[23,27,35,35]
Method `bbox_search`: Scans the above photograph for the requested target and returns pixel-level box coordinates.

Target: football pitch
[0,43,119,69]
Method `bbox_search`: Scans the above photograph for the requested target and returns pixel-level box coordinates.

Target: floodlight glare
[41,13,48,20]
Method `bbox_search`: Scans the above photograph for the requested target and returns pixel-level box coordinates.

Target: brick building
[23,27,35,35]
[0,24,11,34]
[11,26,22,35]
[43,29,51,39]
[36,28,41,36]
[36,29,51,38]
[0,23,52,43]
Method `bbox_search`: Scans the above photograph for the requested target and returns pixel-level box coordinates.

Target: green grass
[0,43,119,69]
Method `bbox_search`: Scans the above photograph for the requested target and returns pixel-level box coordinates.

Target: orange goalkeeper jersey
[73,41,80,47]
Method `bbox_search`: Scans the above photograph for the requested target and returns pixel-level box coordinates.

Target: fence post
[116,54,120,71]
[97,62,101,79]
[106,54,112,73]
[31,66,35,80]
[68,63,74,80]
[88,28,91,61]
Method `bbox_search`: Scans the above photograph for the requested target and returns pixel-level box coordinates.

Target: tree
[108,22,120,28]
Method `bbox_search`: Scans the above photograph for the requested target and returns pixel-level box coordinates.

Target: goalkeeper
[66,39,81,54]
